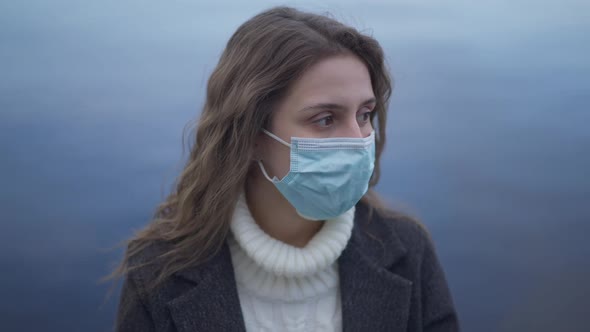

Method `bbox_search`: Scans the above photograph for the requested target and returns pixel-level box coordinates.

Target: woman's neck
[244,170,324,248]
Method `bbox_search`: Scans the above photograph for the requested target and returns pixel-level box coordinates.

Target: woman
[114,6,459,332]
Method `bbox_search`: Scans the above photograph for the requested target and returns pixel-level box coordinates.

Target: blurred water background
[1,0,589,331]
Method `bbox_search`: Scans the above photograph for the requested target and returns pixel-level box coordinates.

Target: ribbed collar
[229,191,355,279]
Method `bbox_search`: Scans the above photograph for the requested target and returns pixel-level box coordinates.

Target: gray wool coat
[115,201,460,332]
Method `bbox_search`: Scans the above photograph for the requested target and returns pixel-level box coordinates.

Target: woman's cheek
[273,147,292,179]
[262,137,292,180]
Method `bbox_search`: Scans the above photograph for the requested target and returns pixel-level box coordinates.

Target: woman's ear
[253,133,264,161]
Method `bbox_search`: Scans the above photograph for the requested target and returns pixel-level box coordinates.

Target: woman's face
[257,53,376,180]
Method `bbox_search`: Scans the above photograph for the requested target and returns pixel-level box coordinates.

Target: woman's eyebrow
[299,97,376,112]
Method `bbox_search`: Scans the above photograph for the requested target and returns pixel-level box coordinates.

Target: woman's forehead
[283,55,374,109]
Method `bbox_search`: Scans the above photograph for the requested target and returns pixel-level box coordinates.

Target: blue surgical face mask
[257,129,376,221]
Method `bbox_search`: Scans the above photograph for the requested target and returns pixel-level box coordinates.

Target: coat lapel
[165,243,246,332]
[339,203,413,331]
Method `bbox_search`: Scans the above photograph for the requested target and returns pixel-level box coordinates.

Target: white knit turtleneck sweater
[228,192,355,332]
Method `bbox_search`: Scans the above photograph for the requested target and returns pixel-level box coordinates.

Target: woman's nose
[337,118,364,138]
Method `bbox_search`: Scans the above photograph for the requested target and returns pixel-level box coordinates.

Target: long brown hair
[109,5,408,291]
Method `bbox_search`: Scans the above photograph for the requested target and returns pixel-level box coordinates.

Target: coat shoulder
[388,213,433,252]
[371,205,434,256]
[369,206,461,330]
[124,240,174,285]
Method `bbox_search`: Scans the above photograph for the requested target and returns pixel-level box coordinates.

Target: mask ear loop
[262,129,291,148]
[257,129,291,182]
[257,160,278,182]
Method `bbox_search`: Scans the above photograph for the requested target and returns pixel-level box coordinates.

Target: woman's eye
[314,115,334,127]
[357,110,372,124]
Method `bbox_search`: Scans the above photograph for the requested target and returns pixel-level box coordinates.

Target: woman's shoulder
[354,200,441,271]
[122,239,175,285]
[360,201,433,247]
[122,237,231,291]
[383,210,434,253]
